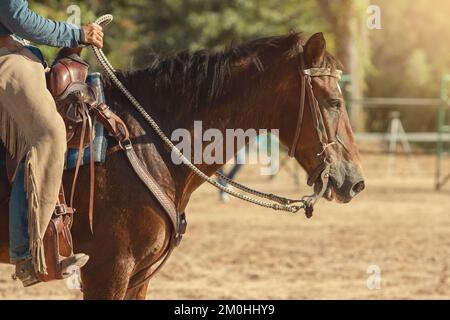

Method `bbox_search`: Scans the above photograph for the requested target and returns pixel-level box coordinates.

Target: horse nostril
[352,181,365,195]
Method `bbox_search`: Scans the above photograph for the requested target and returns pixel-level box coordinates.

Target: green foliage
[109,0,328,69]
[368,0,450,98]
[31,0,327,69]
[366,0,450,133]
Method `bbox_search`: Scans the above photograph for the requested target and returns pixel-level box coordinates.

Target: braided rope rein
[92,15,318,214]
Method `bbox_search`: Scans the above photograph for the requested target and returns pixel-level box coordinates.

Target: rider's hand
[81,23,104,48]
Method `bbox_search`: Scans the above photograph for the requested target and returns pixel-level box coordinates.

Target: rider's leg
[9,161,40,287]
[9,160,30,263]
[227,163,243,180]
[218,151,244,201]
[0,43,88,284]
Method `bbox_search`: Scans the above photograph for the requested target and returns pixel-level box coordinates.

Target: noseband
[288,52,343,202]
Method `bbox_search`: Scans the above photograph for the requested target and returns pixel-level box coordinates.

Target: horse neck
[106,64,283,211]
[171,76,279,209]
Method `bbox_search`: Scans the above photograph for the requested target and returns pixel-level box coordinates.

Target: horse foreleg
[81,257,135,300]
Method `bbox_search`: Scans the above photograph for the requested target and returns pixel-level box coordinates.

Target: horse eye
[329,99,341,109]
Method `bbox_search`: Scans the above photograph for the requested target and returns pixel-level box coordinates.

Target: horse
[0,31,364,299]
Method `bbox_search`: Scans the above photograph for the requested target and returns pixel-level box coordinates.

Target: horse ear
[304,32,326,66]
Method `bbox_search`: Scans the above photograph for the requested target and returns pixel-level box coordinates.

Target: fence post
[435,74,450,190]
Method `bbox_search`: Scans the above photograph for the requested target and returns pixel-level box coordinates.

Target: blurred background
[32,0,450,135]
[0,0,449,299]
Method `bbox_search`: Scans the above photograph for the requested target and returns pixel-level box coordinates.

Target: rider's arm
[0,0,83,48]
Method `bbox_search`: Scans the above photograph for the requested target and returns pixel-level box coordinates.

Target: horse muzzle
[314,161,365,203]
[333,176,365,203]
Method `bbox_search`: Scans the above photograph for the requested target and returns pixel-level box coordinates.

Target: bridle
[288,51,343,206]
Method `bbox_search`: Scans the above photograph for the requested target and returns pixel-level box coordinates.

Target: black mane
[108,33,339,112]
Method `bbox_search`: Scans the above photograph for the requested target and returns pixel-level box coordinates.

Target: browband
[304,68,343,79]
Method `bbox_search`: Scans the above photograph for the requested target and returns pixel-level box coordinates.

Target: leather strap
[68,103,96,233]
[288,54,307,157]
[121,142,178,233]
[87,113,95,233]
[92,103,129,142]
[70,108,87,208]
[55,185,75,217]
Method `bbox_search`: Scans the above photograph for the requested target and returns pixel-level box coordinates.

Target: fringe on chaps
[0,42,67,274]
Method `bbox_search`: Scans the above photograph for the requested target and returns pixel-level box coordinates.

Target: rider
[0,0,103,286]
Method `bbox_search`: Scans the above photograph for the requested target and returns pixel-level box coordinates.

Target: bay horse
[0,32,364,299]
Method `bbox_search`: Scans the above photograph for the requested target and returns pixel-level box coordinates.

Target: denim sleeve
[0,0,82,48]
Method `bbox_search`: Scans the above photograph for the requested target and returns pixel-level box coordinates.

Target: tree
[317,0,370,132]
[130,0,328,68]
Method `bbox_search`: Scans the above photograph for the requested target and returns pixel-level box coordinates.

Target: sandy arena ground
[1,151,450,299]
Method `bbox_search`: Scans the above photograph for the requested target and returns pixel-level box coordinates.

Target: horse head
[274,32,364,203]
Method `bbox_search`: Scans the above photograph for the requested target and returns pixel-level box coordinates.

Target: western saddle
[35,48,129,282]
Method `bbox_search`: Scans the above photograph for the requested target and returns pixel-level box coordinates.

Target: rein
[92,15,343,218]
